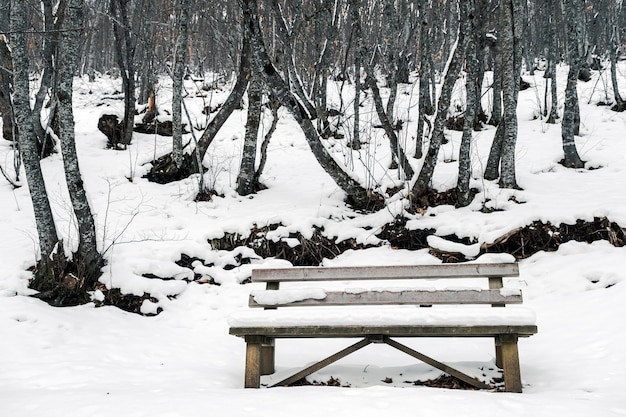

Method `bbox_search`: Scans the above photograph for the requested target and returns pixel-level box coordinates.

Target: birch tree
[484,0,525,188]
[236,74,263,196]
[457,2,480,207]
[172,0,191,168]
[55,0,103,290]
[561,0,585,168]
[10,0,66,290]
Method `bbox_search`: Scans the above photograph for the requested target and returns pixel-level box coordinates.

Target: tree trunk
[561,0,586,168]
[366,73,414,179]
[483,0,524,188]
[236,75,262,196]
[608,0,625,112]
[350,0,362,150]
[253,98,280,187]
[546,0,560,124]
[410,0,474,202]
[110,0,135,147]
[10,0,66,289]
[457,10,479,207]
[56,0,103,287]
[31,0,56,157]
[489,30,502,127]
[498,0,524,189]
[415,0,433,159]
[172,0,190,168]
[242,0,378,210]
[0,35,13,141]
[146,31,251,184]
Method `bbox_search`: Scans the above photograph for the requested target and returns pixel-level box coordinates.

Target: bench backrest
[249,263,521,308]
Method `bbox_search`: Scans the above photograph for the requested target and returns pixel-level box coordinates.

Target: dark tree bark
[172,0,191,168]
[561,0,586,168]
[10,0,66,288]
[55,0,103,288]
[236,75,262,196]
[410,0,474,203]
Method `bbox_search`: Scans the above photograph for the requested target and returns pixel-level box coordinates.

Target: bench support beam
[270,338,372,387]
[383,336,492,390]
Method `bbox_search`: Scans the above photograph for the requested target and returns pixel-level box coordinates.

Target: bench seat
[229,306,537,331]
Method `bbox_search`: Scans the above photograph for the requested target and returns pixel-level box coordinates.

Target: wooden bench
[229,263,537,392]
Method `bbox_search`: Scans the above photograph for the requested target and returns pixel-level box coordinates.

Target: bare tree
[55,0,103,291]
[410,0,475,203]
[10,0,66,290]
[483,0,525,188]
[606,0,625,112]
[236,74,263,196]
[457,1,480,207]
[561,0,585,168]
[110,0,136,147]
[172,0,191,168]
[0,35,13,142]
[242,0,379,209]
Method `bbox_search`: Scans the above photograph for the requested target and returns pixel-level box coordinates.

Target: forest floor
[1,64,626,416]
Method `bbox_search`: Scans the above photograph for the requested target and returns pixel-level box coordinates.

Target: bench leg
[261,338,275,375]
[494,336,503,368]
[499,334,522,393]
[244,336,263,388]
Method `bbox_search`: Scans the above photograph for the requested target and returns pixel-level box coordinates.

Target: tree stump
[97,113,124,149]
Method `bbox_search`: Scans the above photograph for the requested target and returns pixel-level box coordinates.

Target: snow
[1,63,626,416]
[250,288,327,305]
[228,305,537,327]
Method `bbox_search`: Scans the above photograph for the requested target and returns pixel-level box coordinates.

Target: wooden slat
[230,325,538,338]
[270,338,372,387]
[251,263,519,283]
[249,289,522,308]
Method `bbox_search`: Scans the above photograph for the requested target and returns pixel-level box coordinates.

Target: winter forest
[1,0,626,415]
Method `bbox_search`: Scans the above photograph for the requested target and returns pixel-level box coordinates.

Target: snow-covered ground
[1,64,625,416]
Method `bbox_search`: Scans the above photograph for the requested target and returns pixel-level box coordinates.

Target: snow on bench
[229,263,538,392]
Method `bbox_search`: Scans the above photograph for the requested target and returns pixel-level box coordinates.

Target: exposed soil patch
[481,217,625,259]
[285,376,350,387]
[94,286,162,316]
[211,224,375,266]
[408,374,484,390]
[409,187,478,211]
